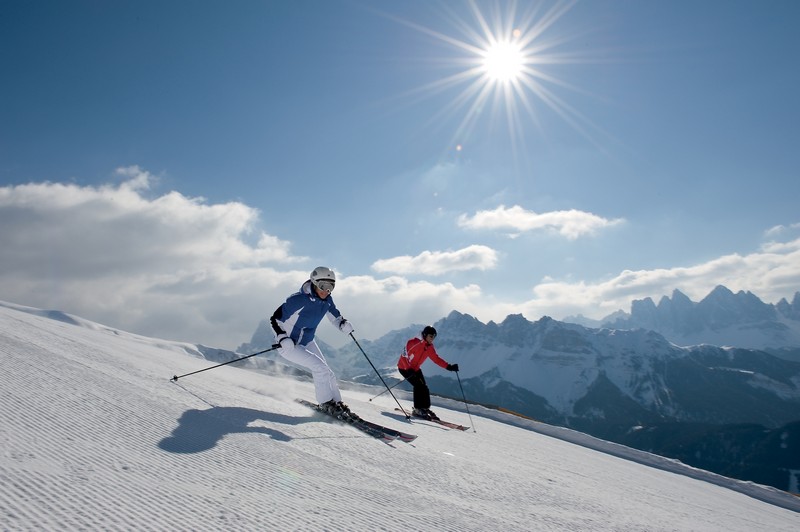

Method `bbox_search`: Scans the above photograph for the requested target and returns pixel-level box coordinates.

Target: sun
[482,40,525,83]
[380,1,601,156]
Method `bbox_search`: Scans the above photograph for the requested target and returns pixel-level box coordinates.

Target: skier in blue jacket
[270,266,354,418]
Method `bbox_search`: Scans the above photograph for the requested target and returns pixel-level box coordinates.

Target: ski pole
[349,333,410,419]
[170,344,280,382]
[369,377,408,402]
[455,370,476,432]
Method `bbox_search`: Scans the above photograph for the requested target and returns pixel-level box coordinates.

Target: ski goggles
[315,279,335,293]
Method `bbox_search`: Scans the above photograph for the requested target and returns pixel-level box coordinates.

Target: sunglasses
[316,280,335,293]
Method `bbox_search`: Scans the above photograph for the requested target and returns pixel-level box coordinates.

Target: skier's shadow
[158,407,309,454]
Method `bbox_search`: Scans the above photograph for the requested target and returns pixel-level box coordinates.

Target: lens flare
[379,0,606,158]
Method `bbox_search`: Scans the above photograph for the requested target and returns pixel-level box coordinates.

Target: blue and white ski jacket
[270,280,346,346]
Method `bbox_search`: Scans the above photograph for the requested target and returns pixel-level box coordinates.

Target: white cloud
[0,166,306,271]
[0,167,308,349]
[293,233,800,344]
[457,204,624,239]
[764,225,785,238]
[2,169,797,352]
[357,236,800,333]
[326,275,490,345]
[513,237,800,321]
[763,222,800,241]
[371,245,498,275]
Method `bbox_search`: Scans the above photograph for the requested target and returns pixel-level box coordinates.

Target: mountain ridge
[578,285,800,351]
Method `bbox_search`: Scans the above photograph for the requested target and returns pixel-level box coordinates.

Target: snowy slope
[1,302,799,531]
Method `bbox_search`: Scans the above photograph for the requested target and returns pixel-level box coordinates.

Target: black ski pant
[399,368,431,409]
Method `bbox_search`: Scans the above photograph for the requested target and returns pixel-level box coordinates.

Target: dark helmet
[421,326,437,338]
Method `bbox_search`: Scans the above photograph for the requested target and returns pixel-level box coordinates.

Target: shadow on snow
[158,407,310,453]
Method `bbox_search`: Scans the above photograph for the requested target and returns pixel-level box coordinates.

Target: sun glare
[482,41,524,83]
[383,1,600,157]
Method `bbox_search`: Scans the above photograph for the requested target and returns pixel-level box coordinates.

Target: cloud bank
[0,167,309,348]
[1,169,798,350]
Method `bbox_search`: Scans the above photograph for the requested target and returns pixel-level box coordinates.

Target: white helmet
[310,266,336,293]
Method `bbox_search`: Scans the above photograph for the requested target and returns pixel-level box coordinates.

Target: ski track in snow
[1,303,799,531]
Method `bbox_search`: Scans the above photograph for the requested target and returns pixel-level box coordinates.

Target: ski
[297,399,413,443]
[356,418,417,443]
[396,408,470,431]
[429,418,469,431]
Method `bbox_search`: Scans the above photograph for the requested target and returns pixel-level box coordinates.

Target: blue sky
[2,0,799,350]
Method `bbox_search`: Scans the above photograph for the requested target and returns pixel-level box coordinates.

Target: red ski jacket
[397,336,449,372]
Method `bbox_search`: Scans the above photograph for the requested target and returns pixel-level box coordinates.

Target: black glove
[446,363,459,372]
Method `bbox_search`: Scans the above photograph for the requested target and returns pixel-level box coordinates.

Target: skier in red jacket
[397,326,459,420]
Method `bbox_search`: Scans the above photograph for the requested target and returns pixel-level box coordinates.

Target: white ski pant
[277,340,341,404]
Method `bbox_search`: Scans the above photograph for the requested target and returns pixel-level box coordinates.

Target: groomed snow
[1,301,798,531]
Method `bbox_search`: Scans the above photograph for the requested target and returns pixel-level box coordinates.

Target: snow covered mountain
[2,300,800,530]
[595,285,800,352]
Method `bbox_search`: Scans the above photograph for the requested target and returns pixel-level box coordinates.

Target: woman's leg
[278,340,341,404]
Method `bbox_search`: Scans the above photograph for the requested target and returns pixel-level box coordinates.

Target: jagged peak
[440,310,484,328]
[601,309,629,322]
[599,284,800,348]
[777,292,800,320]
[704,285,735,301]
[631,297,657,311]
[671,289,693,305]
[436,310,488,337]
[436,310,468,326]
[444,309,469,320]
[699,286,771,311]
[501,313,528,325]
[672,288,687,298]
